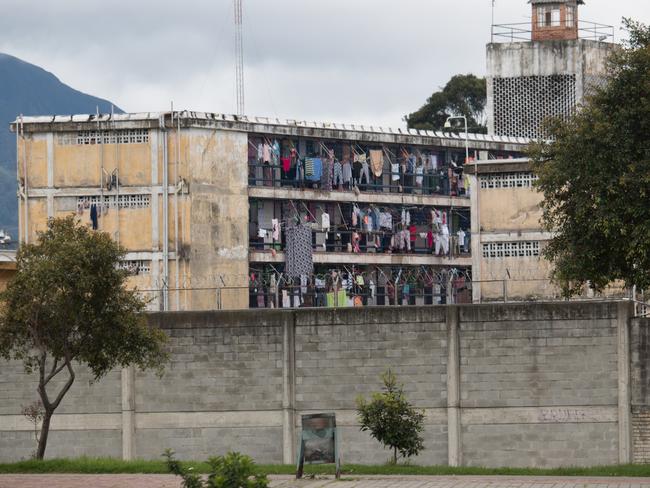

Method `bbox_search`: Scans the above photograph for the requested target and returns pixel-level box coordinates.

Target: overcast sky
[1,0,648,127]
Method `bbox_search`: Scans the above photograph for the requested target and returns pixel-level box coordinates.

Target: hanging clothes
[370,207,380,231]
[321,159,333,191]
[391,163,400,181]
[337,290,348,307]
[311,158,323,181]
[359,162,370,185]
[441,224,450,254]
[369,149,383,177]
[406,154,416,174]
[342,160,352,184]
[281,157,291,173]
[333,160,343,187]
[379,212,392,230]
[305,158,315,178]
[352,232,361,253]
[272,219,280,241]
[90,204,98,230]
[271,140,280,165]
[430,154,438,171]
[322,213,330,232]
[282,290,291,308]
[409,225,417,247]
[457,229,466,252]
[262,143,271,163]
[415,165,424,187]
[285,224,313,278]
[295,158,304,183]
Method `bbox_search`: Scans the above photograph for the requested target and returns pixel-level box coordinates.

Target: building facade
[12,113,528,310]
[466,158,557,302]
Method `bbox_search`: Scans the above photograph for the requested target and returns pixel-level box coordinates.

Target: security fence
[136,278,647,316]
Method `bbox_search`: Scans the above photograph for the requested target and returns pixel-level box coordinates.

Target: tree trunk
[393,446,397,465]
[35,409,53,460]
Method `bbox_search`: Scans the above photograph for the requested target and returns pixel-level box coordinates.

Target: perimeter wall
[1,301,649,467]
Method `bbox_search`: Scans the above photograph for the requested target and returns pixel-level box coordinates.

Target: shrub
[163,449,270,488]
[356,369,425,464]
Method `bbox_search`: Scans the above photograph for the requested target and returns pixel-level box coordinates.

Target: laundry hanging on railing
[285,224,313,278]
[369,149,384,177]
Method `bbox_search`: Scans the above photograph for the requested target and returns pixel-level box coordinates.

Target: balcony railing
[250,229,470,258]
[248,162,468,198]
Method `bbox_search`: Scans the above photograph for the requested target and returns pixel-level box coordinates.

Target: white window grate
[482,241,541,259]
[78,194,150,209]
[58,129,149,145]
[118,260,151,275]
[480,172,538,189]
[493,75,576,139]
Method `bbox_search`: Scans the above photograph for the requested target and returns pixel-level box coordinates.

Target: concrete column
[47,133,54,218]
[150,131,161,310]
[446,306,461,466]
[469,173,481,304]
[121,366,136,461]
[282,313,296,464]
[618,301,633,463]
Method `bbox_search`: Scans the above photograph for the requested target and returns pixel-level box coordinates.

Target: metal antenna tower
[234,0,245,116]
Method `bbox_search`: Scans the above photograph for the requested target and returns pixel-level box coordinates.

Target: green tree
[406,74,487,133]
[164,449,270,488]
[356,369,425,464]
[0,216,168,459]
[529,19,650,295]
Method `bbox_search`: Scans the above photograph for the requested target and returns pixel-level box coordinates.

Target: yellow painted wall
[479,187,543,232]
[20,126,243,311]
[53,140,151,188]
[23,135,48,188]
[53,143,102,188]
[26,198,48,241]
[98,143,151,187]
[479,250,557,300]
[188,128,249,311]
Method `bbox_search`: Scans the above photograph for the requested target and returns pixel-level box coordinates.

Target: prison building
[11,112,528,310]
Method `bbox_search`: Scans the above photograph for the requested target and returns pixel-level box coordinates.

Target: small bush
[356,369,425,464]
[163,449,270,488]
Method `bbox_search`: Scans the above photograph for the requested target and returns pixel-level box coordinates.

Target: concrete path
[2,474,650,488]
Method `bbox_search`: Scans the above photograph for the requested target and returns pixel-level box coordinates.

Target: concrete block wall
[133,311,286,461]
[294,307,448,465]
[0,359,121,460]
[0,301,644,467]
[459,303,621,467]
[631,317,650,463]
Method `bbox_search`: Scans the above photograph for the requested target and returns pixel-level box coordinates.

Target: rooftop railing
[491,20,615,43]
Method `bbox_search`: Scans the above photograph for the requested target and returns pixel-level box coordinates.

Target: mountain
[0,53,123,241]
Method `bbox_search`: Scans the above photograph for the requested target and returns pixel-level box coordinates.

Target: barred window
[78,194,150,209]
[58,129,149,145]
[118,260,151,275]
[480,172,538,189]
[482,241,540,259]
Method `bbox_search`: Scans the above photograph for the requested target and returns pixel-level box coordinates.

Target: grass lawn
[1,458,650,477]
